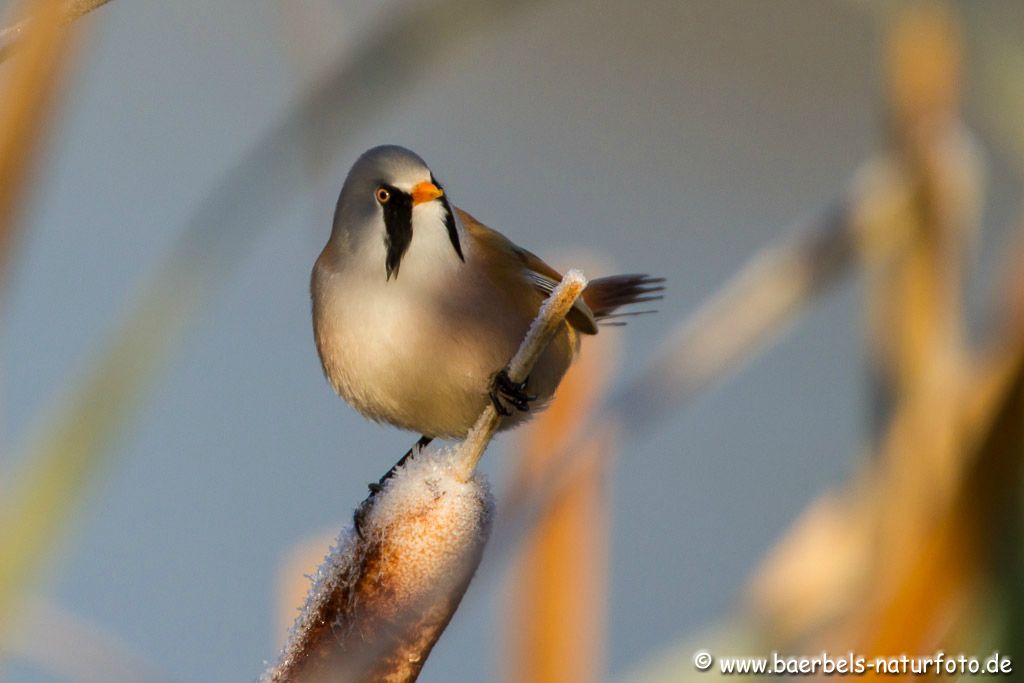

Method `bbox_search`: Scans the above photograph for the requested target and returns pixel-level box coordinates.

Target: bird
[311,145,663,457]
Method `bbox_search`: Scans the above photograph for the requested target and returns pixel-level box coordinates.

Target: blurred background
[1,0,1023,681]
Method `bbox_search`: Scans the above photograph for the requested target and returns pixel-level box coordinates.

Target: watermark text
[692,650,1013,676]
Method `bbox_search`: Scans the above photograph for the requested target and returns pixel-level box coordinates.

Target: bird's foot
[353,435,433,538]
[489,369,536,416]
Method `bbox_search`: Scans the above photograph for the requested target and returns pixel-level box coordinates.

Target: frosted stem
[454,270,588,481]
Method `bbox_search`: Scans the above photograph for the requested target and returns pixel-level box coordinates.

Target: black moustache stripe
[440,194,465,263]
[382,185,412,280]
[432,174,465,263]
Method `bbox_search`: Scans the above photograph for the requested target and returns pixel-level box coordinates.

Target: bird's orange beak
[411,181,444,206]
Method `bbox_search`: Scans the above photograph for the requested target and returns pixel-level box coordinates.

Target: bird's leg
[489,369,537,416]
[368,435,433,494]
[354,435,433,538]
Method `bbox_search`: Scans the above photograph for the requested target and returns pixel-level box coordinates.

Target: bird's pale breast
[313,237,576,439]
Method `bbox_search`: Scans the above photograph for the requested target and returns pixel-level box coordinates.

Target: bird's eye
[375,187,391,204]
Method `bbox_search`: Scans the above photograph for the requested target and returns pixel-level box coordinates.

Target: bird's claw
[490,369,536,416]
[489,389,513,416]
[353,501,371,539]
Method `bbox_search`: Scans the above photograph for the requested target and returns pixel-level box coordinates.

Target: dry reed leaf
[744,5,1001,658]
[0,0,76,287]
[850,10,978,652]
[749,176,1018,683]
[504,328,617,683]
[886,4,961,136]
[0,0,109,64]
[866,4,977,454]
[0,0,83,635]
[854,302,1024,661]
[875,219,1024,649]
[746,11,977,653]
[746,488,874,643]
[748,225,1018,683]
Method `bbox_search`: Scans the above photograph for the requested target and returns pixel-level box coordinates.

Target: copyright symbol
[694,649,714,671]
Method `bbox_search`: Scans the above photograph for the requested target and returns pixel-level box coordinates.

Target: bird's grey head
[331,145,463,280]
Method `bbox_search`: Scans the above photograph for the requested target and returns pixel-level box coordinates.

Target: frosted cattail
[263,444,492,683]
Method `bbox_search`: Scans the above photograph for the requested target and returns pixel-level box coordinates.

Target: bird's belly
[337,331,492,438]
[314,269,577,439]
[316,287,507,438]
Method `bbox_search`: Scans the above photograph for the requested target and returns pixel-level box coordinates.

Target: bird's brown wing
[455,208,600,334]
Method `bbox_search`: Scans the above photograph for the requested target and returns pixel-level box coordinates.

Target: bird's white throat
[368,199,466,287]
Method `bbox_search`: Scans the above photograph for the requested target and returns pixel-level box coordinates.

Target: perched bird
[312,145,662,448]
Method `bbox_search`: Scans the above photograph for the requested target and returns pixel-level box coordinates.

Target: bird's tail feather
[582,274,665,322]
